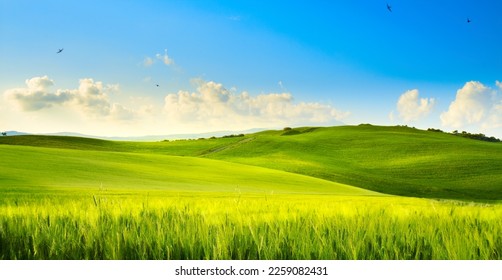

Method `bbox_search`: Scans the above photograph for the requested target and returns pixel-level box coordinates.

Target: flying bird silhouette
[156,84,159,87]
[467,18,471,23]
[387,3,392,12]
[57,48,64,53]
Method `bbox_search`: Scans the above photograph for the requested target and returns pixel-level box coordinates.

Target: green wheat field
[1,125,501,259]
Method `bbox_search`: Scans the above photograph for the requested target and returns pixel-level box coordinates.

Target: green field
[1,125,501,259]
[2,125,501,200]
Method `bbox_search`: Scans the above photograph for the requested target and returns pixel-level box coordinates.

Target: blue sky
[1,0,501,137]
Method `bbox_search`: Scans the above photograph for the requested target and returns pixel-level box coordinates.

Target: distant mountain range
[0,128,266,141]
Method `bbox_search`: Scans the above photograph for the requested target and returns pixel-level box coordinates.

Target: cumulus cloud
[5,76,72,111]
[440,81,501,129]
[73,78,112,116]
[396,89,435,121]
[4,76,134,120]
[164,79,349,130]
[3,76,350,136]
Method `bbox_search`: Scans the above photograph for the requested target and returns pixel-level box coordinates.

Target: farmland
[1,125,501,259]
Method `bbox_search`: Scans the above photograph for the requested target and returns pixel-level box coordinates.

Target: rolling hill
[203,125,502,200]
[0,144,376,197]
[1,125,501,200]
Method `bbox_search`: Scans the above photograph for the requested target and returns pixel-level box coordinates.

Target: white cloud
[164,79,349,131]
[3,76,350,136]
[156,49,174,65]
[440,81,496,128]
[5,76,72,111]
[143,49,174,67]
[396,89,435,121]
[4,76,133,120]
[73,78,112,116]
[1,76,152,136]
[26,75,54,91]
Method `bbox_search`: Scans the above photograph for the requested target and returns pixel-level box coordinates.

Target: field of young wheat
[1,190,500,260]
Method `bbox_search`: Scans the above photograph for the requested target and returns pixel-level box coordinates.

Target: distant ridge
[1,128,266,141]
[2,131,30,136]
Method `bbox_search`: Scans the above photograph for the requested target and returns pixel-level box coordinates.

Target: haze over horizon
[1,1,501,138]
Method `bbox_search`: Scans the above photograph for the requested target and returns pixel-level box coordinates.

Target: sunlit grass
[1,190,500,260]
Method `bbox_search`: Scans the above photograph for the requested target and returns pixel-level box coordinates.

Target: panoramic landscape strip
[1,125,501,259]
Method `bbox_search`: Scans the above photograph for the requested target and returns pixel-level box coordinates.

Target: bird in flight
[467,18,471,23]
[156,84,159,87]
[57,48,64,53]
[386,3,392,12]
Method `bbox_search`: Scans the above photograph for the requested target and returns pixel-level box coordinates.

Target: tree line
[427,128,501,143]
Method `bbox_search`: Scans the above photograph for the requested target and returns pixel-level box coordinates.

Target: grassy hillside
[0,144,375,197]
[1,125,501,200]
[0,134,242,155]
[203,126,502,200]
